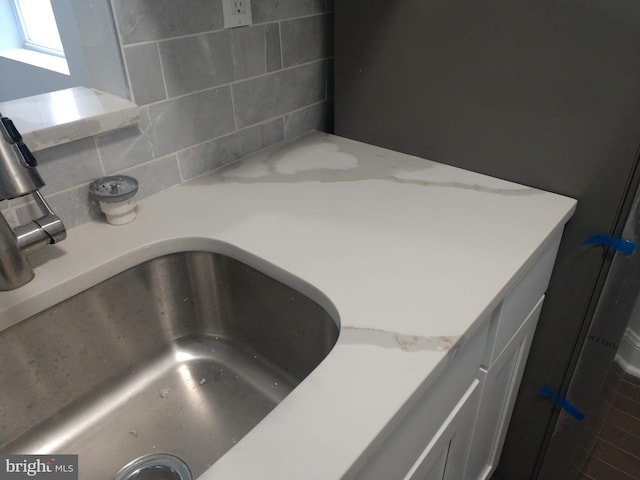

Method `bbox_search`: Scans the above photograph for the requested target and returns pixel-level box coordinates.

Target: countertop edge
[0,87,139,152]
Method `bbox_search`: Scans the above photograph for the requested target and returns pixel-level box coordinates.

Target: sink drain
[113,454,192,480]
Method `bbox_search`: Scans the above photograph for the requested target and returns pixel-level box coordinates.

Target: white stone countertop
[0,87,139,152]
[0,133,576,479]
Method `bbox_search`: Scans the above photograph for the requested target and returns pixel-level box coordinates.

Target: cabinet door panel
[404,379,480,480]
[353,325,487,480]
[465,296,544,480]
[412,447,448,480]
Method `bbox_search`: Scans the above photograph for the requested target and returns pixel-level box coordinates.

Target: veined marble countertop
[0,87,139,152]
[0,132,576,479]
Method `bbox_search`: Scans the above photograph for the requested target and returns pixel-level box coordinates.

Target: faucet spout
[0,113,66,291]
[0,213,35,289]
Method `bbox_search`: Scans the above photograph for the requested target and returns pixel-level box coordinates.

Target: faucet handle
[0,117,38,167]
[15,143,38,168]
[0,116,23,143]
[0,115,45,200]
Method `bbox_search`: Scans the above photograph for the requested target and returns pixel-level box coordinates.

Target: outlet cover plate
[222,0,253,28]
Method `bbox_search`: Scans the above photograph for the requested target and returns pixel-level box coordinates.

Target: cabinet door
[353,325,488,480]
[404,379,480,480]
[465,296,544,480]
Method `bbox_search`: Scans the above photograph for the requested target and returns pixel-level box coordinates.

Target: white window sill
[0,48,70,75]
[0,87,139,152]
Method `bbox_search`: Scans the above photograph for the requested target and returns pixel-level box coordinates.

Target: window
[12,0,64,57]
[0,0,68,75]
[0,0,130,102]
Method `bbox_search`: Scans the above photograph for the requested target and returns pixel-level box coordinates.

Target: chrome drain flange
[113,453,192,480]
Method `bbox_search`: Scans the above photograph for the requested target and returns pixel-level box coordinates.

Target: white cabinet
[351,235,561,480]
[353,322,488,480]
[464,297,544,480]
[404,379,480,480]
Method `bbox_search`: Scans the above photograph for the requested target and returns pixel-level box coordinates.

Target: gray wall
[0,56,76,101]
[1,0,333,229]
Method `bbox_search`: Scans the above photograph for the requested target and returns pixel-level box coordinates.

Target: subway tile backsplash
[233,61,327,127]
[123,44,167,105]
[1,0,333,229]
[113,0,225,45]
[158,31,235,97]
[280,14,333,67]
[177,119,285,181]
[252,0,328,23]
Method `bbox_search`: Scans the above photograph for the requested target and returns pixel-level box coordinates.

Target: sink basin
[0,251,339,479]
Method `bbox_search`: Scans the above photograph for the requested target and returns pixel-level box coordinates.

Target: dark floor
[578,364,640,480]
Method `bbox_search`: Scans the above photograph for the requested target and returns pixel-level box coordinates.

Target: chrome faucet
[0,113,66,290]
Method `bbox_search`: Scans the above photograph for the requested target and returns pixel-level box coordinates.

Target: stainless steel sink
[0,251,339,479]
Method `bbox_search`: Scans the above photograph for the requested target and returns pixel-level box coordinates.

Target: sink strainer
[113,453,192,480]
[89,175,139,225]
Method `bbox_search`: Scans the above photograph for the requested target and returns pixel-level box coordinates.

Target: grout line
[281,100,329,140]
[255,12,331,26]
[586,451,637,480]
[152,116,284,162]
[278,21,285,69]
[155,28,225,46]
[34,100,328,202]
[80,154,183,195]
[613,396,640,422]
[92,136,107,177]
[175,156,185,184]
[599,390,618,412]
[598,434,640,461]
[229,82,239,131]
[593,455,639,480]
[607,405,640,430]
[591,416,608,444]
[285,99,326,116]
[622,374,640,388]
[156,42,170,100]
[40,149,180,201]
[112,151,180,176]
[129,27,228,47]
[607,423,640,443]
[263,22,269,75]
[576,470,597,480]
[139,58,330,108]
[616,388,640,407]
[182,138,287,184]
[119,13,329,48]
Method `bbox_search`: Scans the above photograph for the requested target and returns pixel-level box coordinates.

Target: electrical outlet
[222,0,252,28]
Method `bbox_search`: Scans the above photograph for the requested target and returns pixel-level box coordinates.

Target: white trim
[615,327,640,378]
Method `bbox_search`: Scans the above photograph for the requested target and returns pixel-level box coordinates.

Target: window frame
[10,0,66,58]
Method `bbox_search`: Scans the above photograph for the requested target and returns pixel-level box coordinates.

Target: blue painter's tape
[539,387,585,420]
[583,235,637,254]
